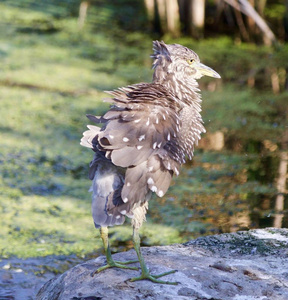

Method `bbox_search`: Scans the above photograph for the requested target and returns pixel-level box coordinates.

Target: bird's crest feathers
[151,41,172,69]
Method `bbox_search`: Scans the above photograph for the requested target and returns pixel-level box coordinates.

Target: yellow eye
[188,59,195,65]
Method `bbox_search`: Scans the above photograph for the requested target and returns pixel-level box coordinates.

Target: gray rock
[37,228,288,300]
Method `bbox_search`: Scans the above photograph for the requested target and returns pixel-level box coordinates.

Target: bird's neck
[153,70,202,111]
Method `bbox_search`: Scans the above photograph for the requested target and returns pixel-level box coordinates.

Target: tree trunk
[156,0,167,32]
[156,0,180,36]
[78,1,90,30]
[223,0,277,46]
[257,0,266,16]
[273,151,288,228]
[284,0,288,89]
[166,0,180,36]
[247,0,256,35]
[274,127,288,228]
[145,0,155,21]
[188,0,205,38]
[234,6,250,41]
[271,68,280,94]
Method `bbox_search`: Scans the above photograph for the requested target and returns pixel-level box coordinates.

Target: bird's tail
[90,155,126,228]
[81,123,130,227]
[80,125,100,149]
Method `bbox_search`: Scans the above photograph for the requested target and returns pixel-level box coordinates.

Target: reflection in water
[274,213,284,228]
[147,149,287,241]
[274,151,288,227]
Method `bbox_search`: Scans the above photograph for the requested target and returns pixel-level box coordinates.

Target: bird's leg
[91,226,139,276]
[129,226,178,285]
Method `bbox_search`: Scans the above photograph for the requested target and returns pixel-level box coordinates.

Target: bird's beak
[196,62,221,79]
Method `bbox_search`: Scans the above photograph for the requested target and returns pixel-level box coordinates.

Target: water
[146,150,287,241]
[0,255,83,300]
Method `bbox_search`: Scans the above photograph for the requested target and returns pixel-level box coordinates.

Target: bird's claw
[129,269,178,285]
[91,260,139,277]
[115,259,139,265]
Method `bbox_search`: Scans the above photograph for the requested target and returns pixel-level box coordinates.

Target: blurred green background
[0,0,287,263]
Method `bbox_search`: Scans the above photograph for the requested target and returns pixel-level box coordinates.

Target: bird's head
[152,41,220,82]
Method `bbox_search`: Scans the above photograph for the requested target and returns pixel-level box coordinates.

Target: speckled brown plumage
[81,40,220,229]
[81,41,220,284]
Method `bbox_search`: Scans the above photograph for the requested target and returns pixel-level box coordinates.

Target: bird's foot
[129,269,178,285]
[91,259,139,277]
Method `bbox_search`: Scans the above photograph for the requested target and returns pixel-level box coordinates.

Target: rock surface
[37,228,288,300]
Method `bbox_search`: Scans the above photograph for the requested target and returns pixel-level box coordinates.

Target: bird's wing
[164,104,206,162]
[84,83,183,213]
[100,84,181,166]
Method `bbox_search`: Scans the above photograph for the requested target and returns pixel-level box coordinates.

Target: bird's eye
[188,59,195,65]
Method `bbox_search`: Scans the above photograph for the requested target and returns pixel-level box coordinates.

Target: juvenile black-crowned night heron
[81,41,220,284]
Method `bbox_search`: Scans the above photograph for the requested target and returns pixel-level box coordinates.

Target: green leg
[129,227,178,285]
[91,226,139,277]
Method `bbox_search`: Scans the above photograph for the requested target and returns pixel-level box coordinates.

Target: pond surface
[0,255,83,300]
[145,150,288,243]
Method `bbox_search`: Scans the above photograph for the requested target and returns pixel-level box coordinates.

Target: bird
[80,40,220,285]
